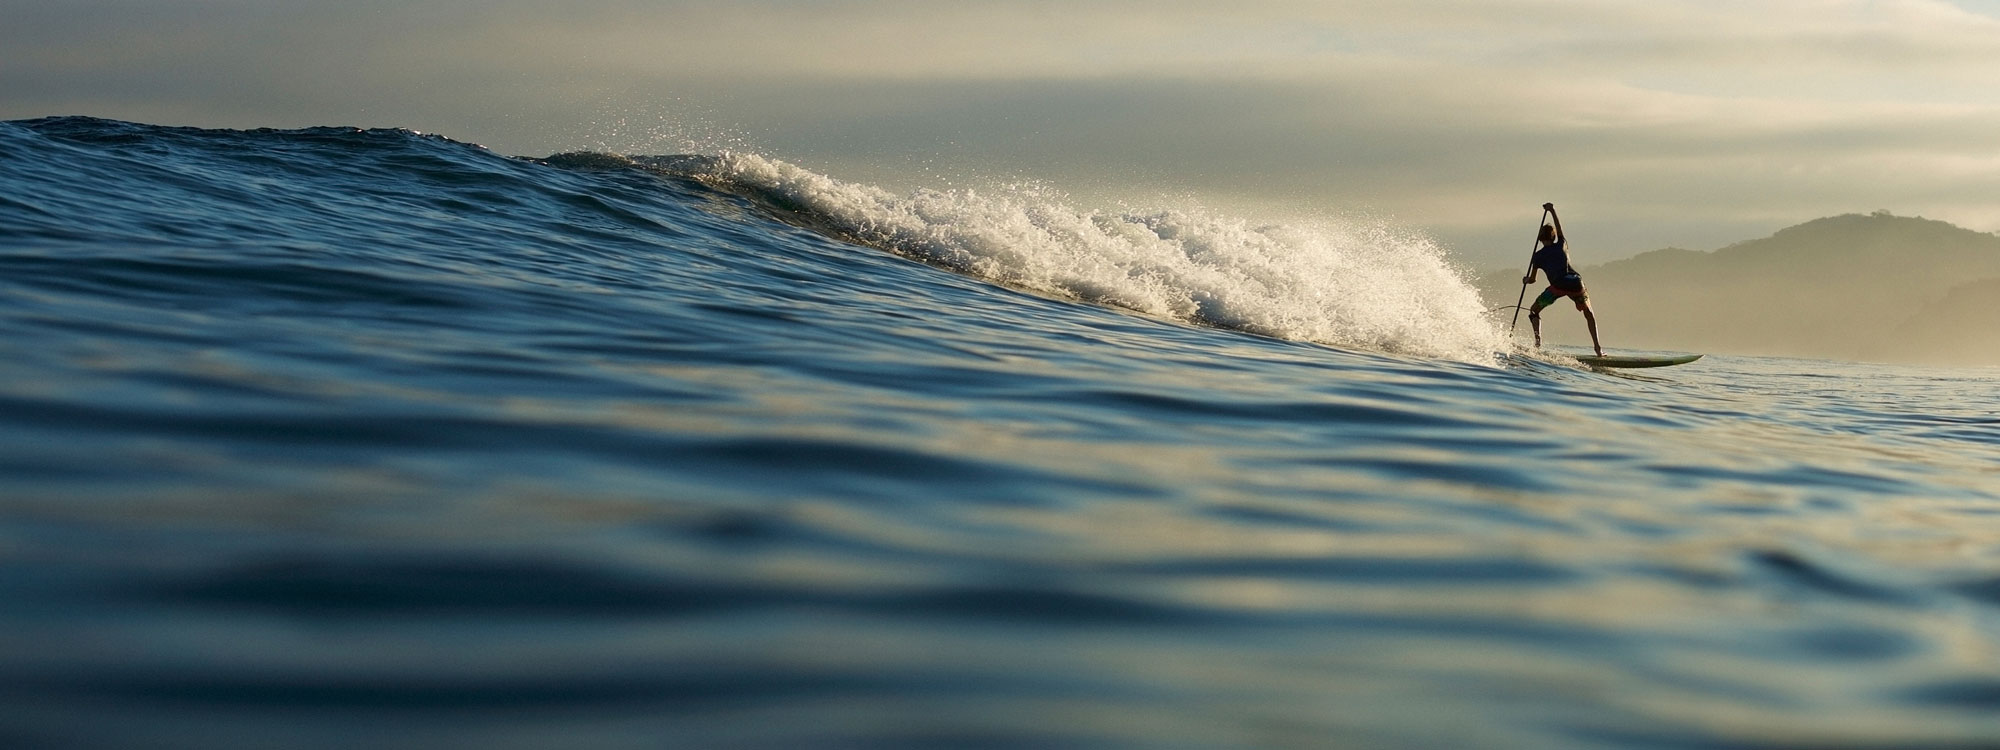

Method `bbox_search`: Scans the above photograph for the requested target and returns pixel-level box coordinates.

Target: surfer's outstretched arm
[1544,202,1565,242]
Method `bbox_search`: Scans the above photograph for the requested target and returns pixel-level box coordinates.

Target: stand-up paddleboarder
[1522,203,1604,357]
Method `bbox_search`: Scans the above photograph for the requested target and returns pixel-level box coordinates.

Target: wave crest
[638,152,1505,363]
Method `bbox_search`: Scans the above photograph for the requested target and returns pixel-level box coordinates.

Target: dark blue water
[3,116,1998,749]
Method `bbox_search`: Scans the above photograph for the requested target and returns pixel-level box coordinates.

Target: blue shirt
[1532,239,1582,289]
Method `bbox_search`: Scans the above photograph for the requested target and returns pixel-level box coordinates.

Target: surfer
[1521,203,1604,357]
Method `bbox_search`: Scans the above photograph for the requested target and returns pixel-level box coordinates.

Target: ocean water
[2,116,1998,749]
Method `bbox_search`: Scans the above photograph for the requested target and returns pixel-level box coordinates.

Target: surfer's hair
[1538,224,1556,242]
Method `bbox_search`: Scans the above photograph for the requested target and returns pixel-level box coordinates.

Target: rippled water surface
[2,117,1998,749]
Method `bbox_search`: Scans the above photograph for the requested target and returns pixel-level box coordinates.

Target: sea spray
[633,152,1508,364]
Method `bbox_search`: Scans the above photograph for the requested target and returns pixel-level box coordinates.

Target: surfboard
[1574,353,1703,369]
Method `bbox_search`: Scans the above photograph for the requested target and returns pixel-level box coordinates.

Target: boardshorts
[1533,282,1589,311]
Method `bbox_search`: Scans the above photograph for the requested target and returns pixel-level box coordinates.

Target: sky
[6,0,2000,267]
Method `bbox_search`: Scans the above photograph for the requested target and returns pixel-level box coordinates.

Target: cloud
[412,0,2000,83]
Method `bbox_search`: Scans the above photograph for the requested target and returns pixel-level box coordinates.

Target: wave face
[3,117,2000,749]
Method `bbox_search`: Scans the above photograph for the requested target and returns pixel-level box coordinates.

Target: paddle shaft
[1508,207,1552,333]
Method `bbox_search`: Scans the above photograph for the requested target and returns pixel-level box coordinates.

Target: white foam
[657,152,1507,365]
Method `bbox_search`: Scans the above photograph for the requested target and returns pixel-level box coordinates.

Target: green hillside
[1477,212,2000,366]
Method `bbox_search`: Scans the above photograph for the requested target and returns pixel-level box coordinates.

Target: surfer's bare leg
[1526,307,1543,348]
[1581,304,1603,356]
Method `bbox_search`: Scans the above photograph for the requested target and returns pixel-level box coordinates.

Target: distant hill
[1475,212,2000,366]
[1866,278,2000,367]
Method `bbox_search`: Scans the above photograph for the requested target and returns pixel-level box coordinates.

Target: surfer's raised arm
[1522,202,1564,285]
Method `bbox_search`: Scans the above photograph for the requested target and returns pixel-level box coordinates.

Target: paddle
[1508,206,1552,334]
